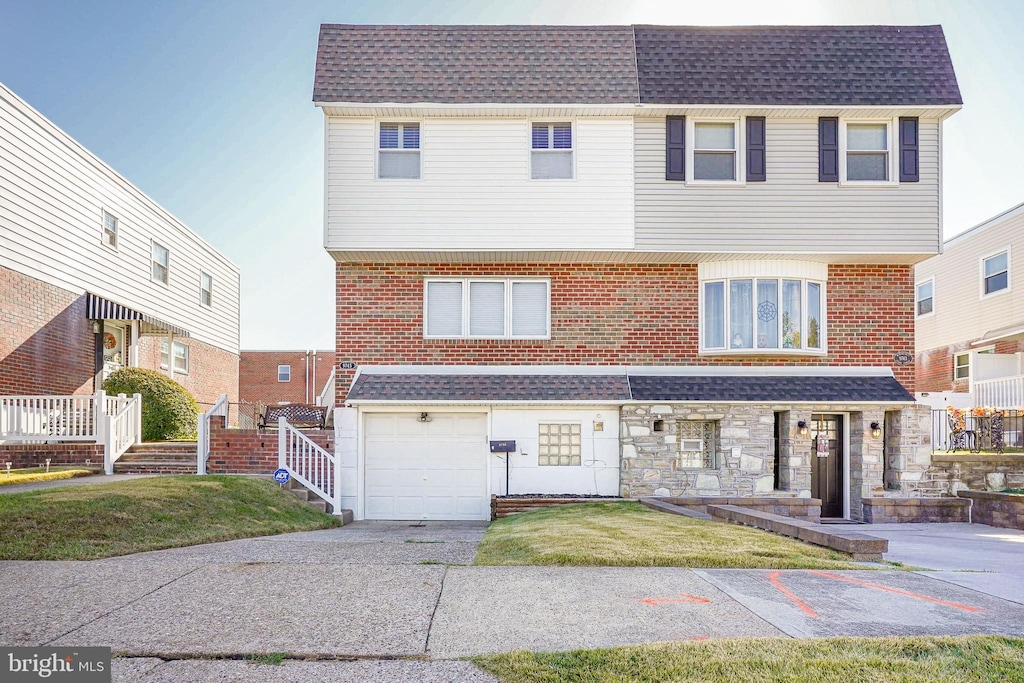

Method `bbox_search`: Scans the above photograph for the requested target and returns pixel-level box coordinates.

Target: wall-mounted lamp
[418,412,432,423]
[870,421,882,439]
[91,320,101,334]
[797,420,809,437]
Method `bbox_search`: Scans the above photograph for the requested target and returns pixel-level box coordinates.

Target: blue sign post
[273,468,290,485]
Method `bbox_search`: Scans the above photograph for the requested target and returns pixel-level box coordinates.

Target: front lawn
[0,466,93,486]
[0,475,340,560]
[474,501,864,569]
[473,636,1024,683]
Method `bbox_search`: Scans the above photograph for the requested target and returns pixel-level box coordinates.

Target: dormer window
[531,122,573,179]
[378,122,420,179]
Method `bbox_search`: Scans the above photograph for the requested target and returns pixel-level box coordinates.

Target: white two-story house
[314,24,962,521]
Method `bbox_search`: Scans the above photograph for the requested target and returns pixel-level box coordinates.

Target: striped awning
[85,293,190,338]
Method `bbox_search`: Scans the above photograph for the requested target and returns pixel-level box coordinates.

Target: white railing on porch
[278,416,340,514]
[197,393,228,476]
[316,367,336,408]
[0,391,142,474]
[975,375,1024,409]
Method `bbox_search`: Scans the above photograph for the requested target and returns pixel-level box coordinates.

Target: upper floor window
[845,122,889,181]
[200,272,213,307]
[531,122,573,179]
[982,250,1009,296]
[916,280,934,317]
[102,211,118,249]
[378,122,420,179]
[424,278,550,339]
[692,120,738,181]
[702,277,823,353]
[278,364,291,382]
[151,241,169,284]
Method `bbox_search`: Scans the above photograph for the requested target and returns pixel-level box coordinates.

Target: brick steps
[114,442,197,475]
[285,478,354,524]
[492,496,624,519]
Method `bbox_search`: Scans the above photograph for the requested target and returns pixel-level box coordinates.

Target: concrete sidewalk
[0,520,1022,682]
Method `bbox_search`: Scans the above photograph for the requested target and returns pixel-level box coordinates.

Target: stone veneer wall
[957,490,1024,530]
[919,454,1024,496]
[883,405,934,494]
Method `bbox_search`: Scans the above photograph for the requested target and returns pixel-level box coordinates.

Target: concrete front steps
[284,478,354,524]
[113,442,197,474]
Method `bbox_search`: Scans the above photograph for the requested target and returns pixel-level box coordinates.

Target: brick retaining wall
[656,496,822,522]
[205,417,332,475]
[492,496,623,519]
[0,443,104,469]
[958,490,1024,530]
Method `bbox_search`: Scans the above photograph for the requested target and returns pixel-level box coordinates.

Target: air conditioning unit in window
[680,438,704,452]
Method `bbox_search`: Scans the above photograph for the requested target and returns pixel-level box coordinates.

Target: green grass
[246,653,287,666]
[0,475,340,560]
[0,467,93,486]
[474,502,865,569]
[473,636,1024,683]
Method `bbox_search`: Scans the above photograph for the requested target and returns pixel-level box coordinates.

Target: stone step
[117,452,196,464]
[127,442,197,453]
[281,477,353,524]
[113,461,197,475]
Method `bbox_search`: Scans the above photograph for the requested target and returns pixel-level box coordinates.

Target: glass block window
[677,420,718,468]
[538,423,581,466]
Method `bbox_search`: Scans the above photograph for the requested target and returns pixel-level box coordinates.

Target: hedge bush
[102,368,199,442]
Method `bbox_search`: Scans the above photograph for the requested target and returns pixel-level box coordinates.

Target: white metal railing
[975,375,1024,409]
[197,393,228,476]
[103,393,143,474]
[316,368,336,407]
[278,416,340,514]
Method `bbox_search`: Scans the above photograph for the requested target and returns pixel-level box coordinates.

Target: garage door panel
[364,413,488,520]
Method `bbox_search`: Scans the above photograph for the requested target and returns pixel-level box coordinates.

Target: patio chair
[991,412,1005,454]
[947,413,974,453]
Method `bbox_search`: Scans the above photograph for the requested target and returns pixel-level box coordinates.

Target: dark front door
[811,414,844,518]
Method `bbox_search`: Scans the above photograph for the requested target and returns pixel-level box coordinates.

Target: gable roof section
[314,24,961,107]
[313,24,639,104]
[634,25,962,106]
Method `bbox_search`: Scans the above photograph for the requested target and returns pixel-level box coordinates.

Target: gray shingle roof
[314,25,639,104]
[634,25,962,106]
[626,374,914,403]
[313,24,961,106]
[347,374,632,402]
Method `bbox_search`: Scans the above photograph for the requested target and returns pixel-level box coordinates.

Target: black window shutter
[899,117,919,182]
[818,117,839,182]
[746,116,766,182]
[666,116,685,181]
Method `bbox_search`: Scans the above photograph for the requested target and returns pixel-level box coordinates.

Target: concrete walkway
[1,520,1022,682]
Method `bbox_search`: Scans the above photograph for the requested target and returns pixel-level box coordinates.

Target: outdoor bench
[258,403,327,431]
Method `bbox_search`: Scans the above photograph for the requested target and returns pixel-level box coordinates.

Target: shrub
[102,368,199,441]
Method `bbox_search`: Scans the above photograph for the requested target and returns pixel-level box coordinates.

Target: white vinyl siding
[424,278,549,339]
[325,116,634,251]
[634,116,940,254]
[915,207,1024,353]
[0,83,240,354]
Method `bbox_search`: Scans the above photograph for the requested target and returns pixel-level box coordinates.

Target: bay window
[702,276,824,353]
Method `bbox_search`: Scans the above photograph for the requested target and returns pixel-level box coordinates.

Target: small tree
[103,368,199,442]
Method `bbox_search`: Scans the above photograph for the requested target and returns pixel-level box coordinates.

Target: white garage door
[364,413,489,520]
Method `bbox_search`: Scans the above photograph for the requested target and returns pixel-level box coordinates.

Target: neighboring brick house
[0,81,239,405]
[915,202,1024,408]
[313,24,961,521]
[239,350,336,406]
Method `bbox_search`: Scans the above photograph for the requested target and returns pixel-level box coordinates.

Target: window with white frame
[702,277,823,352]
[278,365,291,382]
[200,271,213,307]
[692,120,738,181]
[424,278,549,339]
[916,280,934,317]
[151,241,169,284]
[102,211,118,249]
[531,122,573,179]
[954,352,970,381]
[378,122,420,179]
[160,340,188,373]
[678,420,719,468]
[844,121,890,181]
[538,423,581,466]
[982,250,1009,295]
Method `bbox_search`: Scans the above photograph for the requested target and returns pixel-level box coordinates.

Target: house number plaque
[893,351,914,366]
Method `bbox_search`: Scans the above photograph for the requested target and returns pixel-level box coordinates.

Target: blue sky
[2,0,1022,350]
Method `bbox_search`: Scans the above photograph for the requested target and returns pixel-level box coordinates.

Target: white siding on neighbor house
[634,116,942,255]
[324,116,635,251]
[915,204,1024,353]
[0,84,240,354]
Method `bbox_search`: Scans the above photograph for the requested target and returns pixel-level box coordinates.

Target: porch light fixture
[91,320,101,333]
[419,412,432,423]
[797,420,809,437]
[870,422,882,439]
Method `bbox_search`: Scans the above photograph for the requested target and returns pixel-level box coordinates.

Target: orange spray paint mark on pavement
[768,571,819,618]
[807,571,984,613]
[641,594,712,606]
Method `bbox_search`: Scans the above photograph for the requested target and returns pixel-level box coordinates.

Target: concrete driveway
[1,519,1022,682]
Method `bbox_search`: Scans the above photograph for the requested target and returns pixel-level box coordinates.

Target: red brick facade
[239,350,336,407]
[335,262,916,401]
[205,416,333,475]
[0,443,104,469]
[1,265,237,404]
[916,340,1024,393]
